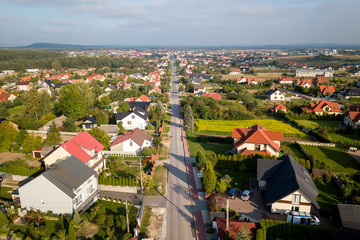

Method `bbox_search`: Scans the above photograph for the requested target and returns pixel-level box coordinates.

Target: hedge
[98,175,138,186]
[0,160,42,176]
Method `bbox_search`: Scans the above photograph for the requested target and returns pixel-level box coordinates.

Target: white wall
[73,175,99,211]
[236,142,279,156]
[270,190,312,214]
[44,147,71,167]
[117,113,147,130]
[269,91,285,101]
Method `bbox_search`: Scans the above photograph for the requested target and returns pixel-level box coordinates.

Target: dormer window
[132,115,135,119]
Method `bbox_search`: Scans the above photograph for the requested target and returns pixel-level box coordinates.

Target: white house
[16,82,31,92]
[232,125,283,157]
[344,107,360,129]
[42,131,105,173]
[19,155,99,214]
[267,87,286,101]
[110,128,153,155]
[116,110,149,130]
[257,155,320,214]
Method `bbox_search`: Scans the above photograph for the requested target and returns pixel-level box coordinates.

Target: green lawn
[0,186,12,200]
[187,131,233,157]
[329,133,360,144]
[159,145,169,160]
[214,169,255,190]
[139,207,152,239]
[302,145,360,173]
[283,144,310,161]
[294,120,341,130]
[147,165,167,196]
[110,166,140,179]
[316,182,342,217]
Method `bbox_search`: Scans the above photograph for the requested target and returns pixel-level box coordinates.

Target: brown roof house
[344,106,360,129]
[110,128,153,155]
[301,100,342,116]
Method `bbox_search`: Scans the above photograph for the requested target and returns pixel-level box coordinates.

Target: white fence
[26,130,78,136]
[296,141,336,148]
[103,151,139,157]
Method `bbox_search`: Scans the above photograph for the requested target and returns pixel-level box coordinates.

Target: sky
[0,0,359,47]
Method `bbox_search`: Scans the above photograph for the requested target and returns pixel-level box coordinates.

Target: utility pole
[139,157,143,194]
[226,199,229,232]
[126,200,130,233]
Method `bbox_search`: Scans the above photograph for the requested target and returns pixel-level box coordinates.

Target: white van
[286,211,320,225]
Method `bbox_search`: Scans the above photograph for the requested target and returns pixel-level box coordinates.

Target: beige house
[257,155,320,214]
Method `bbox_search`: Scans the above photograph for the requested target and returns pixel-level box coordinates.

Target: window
[130,141,133,146]
[255,144,261,151]
[291,206,300,211]
[127,121,131,125]
[74,195,82,205]
[274,97,277,99]
[292,194,301,205]
[132,115,135,119]
[88,184,94,193]
[41,198,44,204]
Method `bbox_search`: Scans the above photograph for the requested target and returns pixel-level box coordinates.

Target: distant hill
[13,42,111,49]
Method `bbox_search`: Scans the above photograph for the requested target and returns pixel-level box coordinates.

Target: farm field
[195,119,308,139]
[302,145,360,174]
[329,133,360,144]
[294,120,341,130]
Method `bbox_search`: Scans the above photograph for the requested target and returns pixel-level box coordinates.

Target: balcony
[75,190,99,212]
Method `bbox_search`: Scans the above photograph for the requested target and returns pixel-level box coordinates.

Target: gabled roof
[338,204,360,230]
[345,106,360,123]
[128,101,150,112]
[41,155,97,198]
[202,93,221,100]
[301,100,342,113]
[0,93,15,101]
[258,154,319,208]
[279,76,293,82]
[232,125,283,152]
[319,85,336,94]
[267,87,286,95]
[110,128,152,147]
[269,104,287,112]
[83,116,96,124]
[116,109,149,121]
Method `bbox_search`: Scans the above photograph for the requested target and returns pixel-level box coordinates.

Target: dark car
[227,188,240,199]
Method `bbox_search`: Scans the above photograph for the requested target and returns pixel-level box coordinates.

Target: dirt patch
[76,222,99,239]
[147,207,165,239]
[0,152,41,167]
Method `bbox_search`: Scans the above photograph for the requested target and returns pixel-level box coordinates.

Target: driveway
[229,189,286,222]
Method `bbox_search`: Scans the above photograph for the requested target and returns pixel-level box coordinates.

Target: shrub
[206,227,215,234]
[121,232,133,240]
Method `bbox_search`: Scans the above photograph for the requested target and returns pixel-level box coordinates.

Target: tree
[203,161,216,194]
[88,127,111,148]
[96,111,109,125]
[22,134,43,153]
[73,82,96,110]
[51,60,62,70]
[44,121,61,146]
[235,228,249,240]
[59,85,86,119]
[73,210,82,226]
[64,118,78,132]
[39,113,57,126]
[117,102,130,113]
[98,96,112,109]
[0,210,9,234]
[117,122,125,134]
[216,179,227,193]
[68,223,76,240]
[184,105,194,130]
[0,121,18,150]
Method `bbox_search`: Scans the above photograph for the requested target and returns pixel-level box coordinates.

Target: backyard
[186,131,233,157]
[329,132,360,145]
[302,145,360,174]
[215,169,255,190]
[294,120,341,130]
[147,164,167,196]
[315,182,342,217]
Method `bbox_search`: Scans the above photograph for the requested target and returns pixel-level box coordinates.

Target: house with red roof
[295,79,313,88]
[313,75,329,86]
[232,125,283,156]
[110,128,153,155]
[42,131,105,173]
[148,87,161,95]
[319,85,336,96]
[344,106,360,129]
[0,93,16,102]
[230,68,241,75]
[202,93,221,100]
[129,94,151,103]
[301,100,342,116]
[0,88,5,93]
[246,78,259,85]
[213,218,256,240]
[269,104,288,113]
[16,82,32,92]
[117,81,131,90]
[279,76,293,84]
[236,77,247,84]
[87,73,105,82]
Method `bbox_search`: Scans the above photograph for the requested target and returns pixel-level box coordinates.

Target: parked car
[286,211,320,225]
[240,189,253,201]
[227,188,240,199]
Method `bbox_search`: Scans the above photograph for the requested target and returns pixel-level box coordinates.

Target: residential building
[116,109,149,130]
[232,125,283,156]
[129,95,151,103]
[19,155,99,214]
[267,87,286,101]
[344,106,360,129]
[295,79,313,88]
[42,131,105,173]
[269,104,287,113]
[313,75,329,86]
[278,76,293,84]
[110,128,153,155]
[0,93,16,102]
[336,88,360,100]
[338,204,360,231]
[193,84,206,94]
[295,69,334,78]
[319,85,336,96]
[301,100,342,115]
[246,78,259,85]
[87,73,105,82]
[39,115,67,131]
[16,82,31,91]
[229,68,241,75]
[0,118,19,131]
[257,154,320,214]
[81,116,98,130]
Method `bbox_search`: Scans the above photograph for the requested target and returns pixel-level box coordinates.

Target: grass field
[316,182,341,217]
[139,207,152,239]
[283,144,310,161]
[159,145,169,160]
[214,169,255,190]
[0,186,12,200]
[294,120,341,130]
[8,105,25,116]
[187,131,233,157]
[302,145,360,173]
[195,119,308,138]
[148,165,167,196]
[329,133,360,144]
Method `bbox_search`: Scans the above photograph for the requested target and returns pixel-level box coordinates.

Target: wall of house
[19,175,73,214]
[344,115,360,129]
[236,143,279,156]
[111,139,142,154]
[44,147,71,167]
[269,91,285,101]
[118,114,147,130]
[270,190,312,214]
[73,174,99,212]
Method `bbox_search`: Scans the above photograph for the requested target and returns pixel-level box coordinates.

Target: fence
[98,185,139,194]
[296,141,336,148]
[103,151,138,157]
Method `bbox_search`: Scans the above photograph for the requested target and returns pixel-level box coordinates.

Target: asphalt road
[165,57,196,240]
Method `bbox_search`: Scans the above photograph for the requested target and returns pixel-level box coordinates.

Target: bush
[206,227,215,234]
[146,124,155,130]
[121,232,133,240]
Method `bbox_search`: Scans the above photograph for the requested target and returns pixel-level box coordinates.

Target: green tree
[98,96,112,109]
[203,161,216,194]
[88,127,111,148]
[96,111,109,125]
[39,113,57,126]
[73,82,96,110]
[73,210,82,226]
[184,105,194,130]
[64,118,78,132]
[235,228,249,240]
[59,85,86,119]
[117,102,130,113]
[68,223,76,240]
[0,210,9,234]
[22,134,43,153]
[117,122,125,134]
[0,121,18,150]
[121,232,133,240]
[51,60,62,70]
[216,179,227,193]
[44,121,61,146]
[0,104,10,118]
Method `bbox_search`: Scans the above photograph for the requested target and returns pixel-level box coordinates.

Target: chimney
[244,127,248,136]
